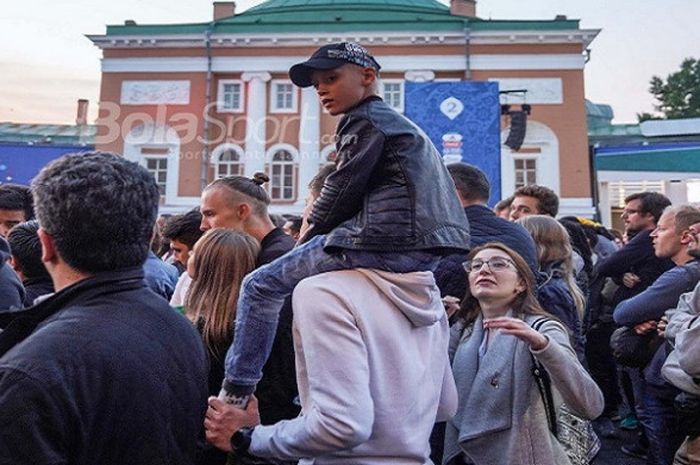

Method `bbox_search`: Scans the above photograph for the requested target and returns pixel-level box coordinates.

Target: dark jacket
[433,205,536,299]
[0,267,209,465]
[256,227,295,268]
[596,229,673,309]
[255,228,300,425]
[307,96,470,253]
[0,236,24,313]
[22,276,54,307]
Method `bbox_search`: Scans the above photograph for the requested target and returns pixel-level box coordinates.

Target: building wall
[95,37,593,214]
[472,68,590,198]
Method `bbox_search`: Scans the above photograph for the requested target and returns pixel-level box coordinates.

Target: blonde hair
[517,215,586,318]
[185,228,260,351]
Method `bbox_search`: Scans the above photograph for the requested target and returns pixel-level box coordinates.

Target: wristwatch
[230,426,254,455]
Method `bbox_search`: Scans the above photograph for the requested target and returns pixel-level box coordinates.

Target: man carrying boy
[218,42,470,405]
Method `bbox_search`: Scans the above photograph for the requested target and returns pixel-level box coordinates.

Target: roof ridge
[242,0,449,15]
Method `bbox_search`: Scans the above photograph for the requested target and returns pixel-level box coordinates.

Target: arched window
[217,149,242,178]
[270,150,296,201]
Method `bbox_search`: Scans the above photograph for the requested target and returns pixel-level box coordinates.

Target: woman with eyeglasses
[443,242,603,465]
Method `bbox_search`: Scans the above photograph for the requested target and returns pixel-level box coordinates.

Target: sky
[0,0,698,125]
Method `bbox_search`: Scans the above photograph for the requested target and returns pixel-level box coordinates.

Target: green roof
[245,0,448,13]
[0,123,96,146]
[105,0,580,36]
[596,146,700,172]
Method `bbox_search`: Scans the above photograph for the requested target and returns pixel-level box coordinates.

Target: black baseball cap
[289,42,381,88]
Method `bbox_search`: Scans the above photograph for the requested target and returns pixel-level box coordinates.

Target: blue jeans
[223,234,440,393]
[639,383,684,465]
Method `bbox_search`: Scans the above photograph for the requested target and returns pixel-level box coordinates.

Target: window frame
[513,157,538,190]
[217,79,245,113]
[143,155,169,197]
[266,145,299,203]
[216,149,244,179]
[381,79,405,113]
[269,79,298,113]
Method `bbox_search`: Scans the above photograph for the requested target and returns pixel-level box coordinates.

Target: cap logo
[325,42,378,69]
[345,42,369,55]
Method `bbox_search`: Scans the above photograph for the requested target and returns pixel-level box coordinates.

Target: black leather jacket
[308,96,470,252]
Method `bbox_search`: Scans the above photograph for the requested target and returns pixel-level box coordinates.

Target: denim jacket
[307,96,470,253]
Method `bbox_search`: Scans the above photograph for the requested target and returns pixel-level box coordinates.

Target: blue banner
[0,144,93,185]
[405,81,501,205]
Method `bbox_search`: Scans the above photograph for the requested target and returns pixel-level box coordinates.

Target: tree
[636,112,662,122]
[645,58,700,121]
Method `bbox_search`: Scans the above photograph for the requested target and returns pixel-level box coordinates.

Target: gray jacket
[665,280,700,342]
[444,314,604,465]
[662,283,700,395]
[676,316,700,383]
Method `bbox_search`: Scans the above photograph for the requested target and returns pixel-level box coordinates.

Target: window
[514,159,537,189]
[270,80,297,113]
[382,80,404,112]
[217,80,244,112]
[217,150,243,179]
[270,150,296,201]
[145,157,168,196]
[610,181,665,208]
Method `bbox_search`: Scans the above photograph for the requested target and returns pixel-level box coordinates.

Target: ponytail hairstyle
[517,215,586,319]
[205,172,271,216]
[185,228,260,352]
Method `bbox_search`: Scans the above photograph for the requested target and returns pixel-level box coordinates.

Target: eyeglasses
[462,257,516,273]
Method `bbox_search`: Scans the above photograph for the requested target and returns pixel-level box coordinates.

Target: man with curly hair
[509,184,559,221]
[0,151,208,464]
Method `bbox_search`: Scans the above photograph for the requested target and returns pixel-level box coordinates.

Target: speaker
[505,110,527,151]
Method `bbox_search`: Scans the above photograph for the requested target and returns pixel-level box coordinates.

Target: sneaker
[619,414,639,431]
[621,443,648,461]
[594,416,618,439]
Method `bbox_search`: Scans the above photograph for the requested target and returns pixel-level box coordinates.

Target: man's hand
[622,272,641,289]
[204,395,261,452]
[634,320,657,335]
[657,315,668,338]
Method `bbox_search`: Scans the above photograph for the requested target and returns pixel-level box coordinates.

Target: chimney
[450,0,476,17]
[76,99,89,126]
[213,2,236,20]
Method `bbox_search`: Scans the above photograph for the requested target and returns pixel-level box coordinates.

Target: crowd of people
[0,41,698,465]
